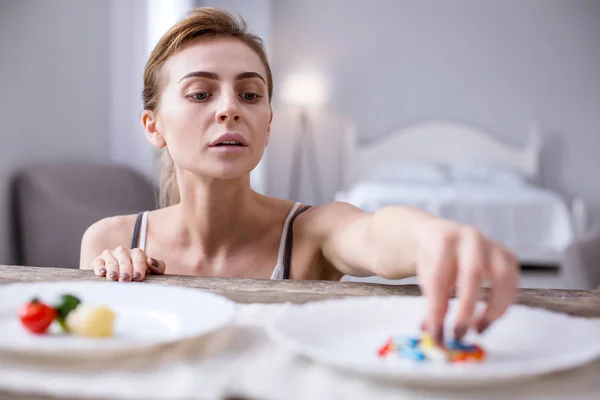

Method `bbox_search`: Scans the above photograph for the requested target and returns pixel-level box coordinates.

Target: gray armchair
[561,227,600,290]
[11,163,157,269]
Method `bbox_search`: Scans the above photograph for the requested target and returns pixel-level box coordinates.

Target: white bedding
[334,181,575,258]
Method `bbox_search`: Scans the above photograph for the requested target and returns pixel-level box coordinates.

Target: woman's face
[145,37,272,180]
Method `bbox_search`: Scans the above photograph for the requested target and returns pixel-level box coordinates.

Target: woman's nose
[218,113,240,122]
[216,94,241,123]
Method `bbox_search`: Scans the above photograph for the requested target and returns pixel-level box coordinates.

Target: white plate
[267,296,600,386]
[0,281,236,355]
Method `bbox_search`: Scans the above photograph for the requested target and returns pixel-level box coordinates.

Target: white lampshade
[280,72,327,108]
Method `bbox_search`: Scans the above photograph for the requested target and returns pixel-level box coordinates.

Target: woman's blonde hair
[143,7,273,208]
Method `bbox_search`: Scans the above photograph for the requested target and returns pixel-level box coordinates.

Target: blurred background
[1,0,599,289]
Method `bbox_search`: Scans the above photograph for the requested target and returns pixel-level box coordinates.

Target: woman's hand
[416,219,518,344]
[90,246,166,282]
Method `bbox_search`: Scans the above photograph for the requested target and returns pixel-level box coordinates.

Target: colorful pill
[393,336,420,348]
[446,340,475,351]
[419,333,437,349]
[422,346,449,362]
[377,334,486,364]
[399,346,426,361]
[450,352,471,363]
[377,338,394,357]
[469,346,486,361]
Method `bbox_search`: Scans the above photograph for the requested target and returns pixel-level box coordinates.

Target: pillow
[368,162,447,185]
[448,161,526,187]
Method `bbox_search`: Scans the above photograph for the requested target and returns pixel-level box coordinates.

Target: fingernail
[420,320,427,332]
[109,271,118,279]
[477,319,491,334]
[432,325,444,346]
[120,273,131,281]
[98,268,106,275]
[150,258,159,268]
[454,325,467,341]
[133,271,142,280]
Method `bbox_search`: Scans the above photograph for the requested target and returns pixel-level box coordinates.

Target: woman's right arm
[79,216,165,282]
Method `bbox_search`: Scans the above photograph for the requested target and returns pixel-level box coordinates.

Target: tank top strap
[130,211,150,250]
[282,205,312,279]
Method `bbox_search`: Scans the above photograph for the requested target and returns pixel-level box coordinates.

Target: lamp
[280,72,327,205]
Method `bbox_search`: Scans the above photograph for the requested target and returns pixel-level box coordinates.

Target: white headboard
[344,120,542,187]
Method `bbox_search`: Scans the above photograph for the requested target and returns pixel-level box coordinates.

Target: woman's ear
[142,110,167,149]
[264,110,273,147]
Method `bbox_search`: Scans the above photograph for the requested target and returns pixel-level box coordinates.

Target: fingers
[91,257,106,277]
[475,245,518,333]
[101,249,120,281]
[113,246,133,282]
[130,248,149,281]
[93,247,165,282]
[453,228,487,341]
[420,234,457,345]
[146,257,166,275]
[419,225,518,345]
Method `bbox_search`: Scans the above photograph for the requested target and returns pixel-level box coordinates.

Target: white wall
[109,0,196,184]
[109,0,154,183]
[271,0,600,224]
[198,0,271,49]
[0,0,111,263]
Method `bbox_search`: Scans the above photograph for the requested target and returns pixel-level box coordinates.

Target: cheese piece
[65,304,116,338]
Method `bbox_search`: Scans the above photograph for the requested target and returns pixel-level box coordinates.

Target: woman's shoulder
[84,213,141,240]
[79,212,145,269]
[292,201,366,238]
[261,195,365,227]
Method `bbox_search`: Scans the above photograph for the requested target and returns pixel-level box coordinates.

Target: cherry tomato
[18,298,57,334]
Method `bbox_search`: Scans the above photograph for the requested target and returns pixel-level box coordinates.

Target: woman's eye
[191,92,209,101]
[241,93,260,102]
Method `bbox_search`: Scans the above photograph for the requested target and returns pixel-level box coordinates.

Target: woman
[80,7,518,344]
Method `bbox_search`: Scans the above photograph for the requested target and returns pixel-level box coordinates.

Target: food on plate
[18,293,116,338]
[53,294,82,332]
[377,333,486,364]
[18,299,57,334]
[65,304,116,338]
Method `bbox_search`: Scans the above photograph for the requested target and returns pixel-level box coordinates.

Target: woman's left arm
[308,202,519,344]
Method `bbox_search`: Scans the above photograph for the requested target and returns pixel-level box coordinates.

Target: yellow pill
[420,333,437,349]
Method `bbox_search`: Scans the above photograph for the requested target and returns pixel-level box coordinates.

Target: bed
[334,120,582,266]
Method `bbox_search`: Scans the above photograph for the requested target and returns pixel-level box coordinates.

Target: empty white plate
[0,281,236,355]
[267,296,600,386]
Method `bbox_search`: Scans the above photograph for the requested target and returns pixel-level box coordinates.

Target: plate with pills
[267,295,600,386]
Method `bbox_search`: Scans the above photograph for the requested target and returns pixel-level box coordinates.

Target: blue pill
[446,340,475,351]
[394,336,420,348]
[399,346,426,361]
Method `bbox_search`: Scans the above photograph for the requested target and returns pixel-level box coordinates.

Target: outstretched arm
[307,202,518,344]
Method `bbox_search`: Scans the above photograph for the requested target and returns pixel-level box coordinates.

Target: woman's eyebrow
[235,72,266,84]
[179,71,218,83]
[178,71,265,84]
